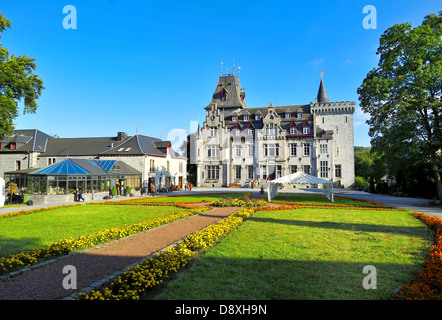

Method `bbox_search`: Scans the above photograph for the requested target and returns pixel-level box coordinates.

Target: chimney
[117,132,127,141]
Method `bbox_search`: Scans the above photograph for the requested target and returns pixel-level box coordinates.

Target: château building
[196,72,355,188]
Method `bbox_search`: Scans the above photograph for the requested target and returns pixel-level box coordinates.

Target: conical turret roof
[317,78,330,104]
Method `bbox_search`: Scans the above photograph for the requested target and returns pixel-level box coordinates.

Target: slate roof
[0,129,53,152]
[43,136,124,156]
[205,74,247,110]
[99,134,172,157]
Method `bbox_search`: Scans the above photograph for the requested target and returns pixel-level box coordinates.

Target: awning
[270,172,332,185]
[268,172,334,202]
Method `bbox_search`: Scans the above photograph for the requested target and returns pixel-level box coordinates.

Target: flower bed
[211,193,267,207]
[0,207,208,276]
[76,207,256,300]
[395,212,442,300]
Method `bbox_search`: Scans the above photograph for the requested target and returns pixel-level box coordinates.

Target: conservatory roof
[32,158,141,176]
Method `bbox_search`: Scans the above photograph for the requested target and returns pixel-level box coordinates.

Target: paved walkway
[0,205,241,300]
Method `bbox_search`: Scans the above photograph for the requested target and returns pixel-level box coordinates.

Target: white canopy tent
[267,172,334,202]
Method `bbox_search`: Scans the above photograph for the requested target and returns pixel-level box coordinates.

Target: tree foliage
[0,13,44,137]
[357,11,442,199]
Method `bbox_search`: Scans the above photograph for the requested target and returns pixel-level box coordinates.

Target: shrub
[111,186,117,196]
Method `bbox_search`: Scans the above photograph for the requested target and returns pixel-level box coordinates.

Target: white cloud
[354,106,370,121]
[309,57,325,66]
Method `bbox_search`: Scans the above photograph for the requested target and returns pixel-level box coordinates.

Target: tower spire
[317,72,330,103]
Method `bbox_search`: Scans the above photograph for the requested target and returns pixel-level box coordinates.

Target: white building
[196,73,355,188]
[0,130,187,194]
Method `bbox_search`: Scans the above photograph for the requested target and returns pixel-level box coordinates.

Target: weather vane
[320,72,324,79]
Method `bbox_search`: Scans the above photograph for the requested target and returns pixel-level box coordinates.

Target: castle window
[320,144,328,154]
[303,165,311,174]
[247,145,253,157]
[262,165,267,179]
[264,144,279,157]
[235,145,241,157]
[207,165,219,179]
[335,165,342,178]
[303,143,311,156]
[235,129,241,136]
[207,145,220,158]
[248,166,254,179]
[15,161,21,171]
[247,129,254,136]
[221,88,227,101]
[290,143,297,156]
[209,128,217,137]
[235,165,241,179]
[290,165,298,174]
[320,161,328,178]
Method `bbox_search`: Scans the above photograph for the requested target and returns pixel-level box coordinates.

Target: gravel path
[0,206,241,300]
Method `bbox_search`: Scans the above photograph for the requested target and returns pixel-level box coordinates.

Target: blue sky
[1,0,440,147]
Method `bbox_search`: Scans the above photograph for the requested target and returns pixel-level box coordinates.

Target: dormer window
[247,129,254,136]
[243,115,249,121]
[220,88,227,101]
[290,127,296,135]
[285,113,291,118]
[255,114,261,120]
[10,142,17,150]
[235,129,241,136]
[297,112,303,118]
[232,115,238,121]
[303,127,310,134]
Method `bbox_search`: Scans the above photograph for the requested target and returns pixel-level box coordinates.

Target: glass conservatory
[5,158,141,195]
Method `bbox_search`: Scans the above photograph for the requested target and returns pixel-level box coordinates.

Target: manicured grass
[0,204,186,257]
[155,208,431,300]
[272,193,380,206]
[132,193,244,202]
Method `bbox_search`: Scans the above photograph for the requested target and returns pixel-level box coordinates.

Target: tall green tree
[357,11,442,199]
[0,13,44,137]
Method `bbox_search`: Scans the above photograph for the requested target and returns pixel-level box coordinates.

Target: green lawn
[154,208,431,300]
[0,204,186,257]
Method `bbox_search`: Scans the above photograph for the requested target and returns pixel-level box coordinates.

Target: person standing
[78,185,85,202]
